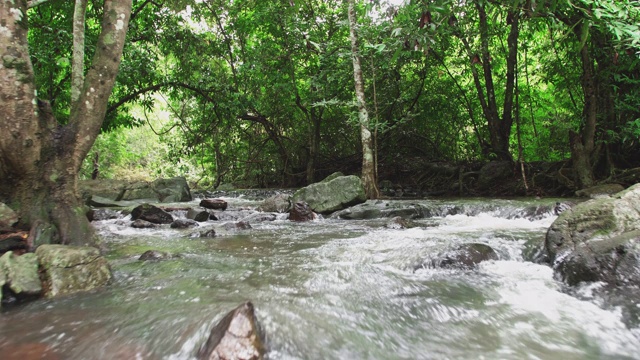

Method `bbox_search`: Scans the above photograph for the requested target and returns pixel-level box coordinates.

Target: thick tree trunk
[0,0,132,245]
[348,0,379,199]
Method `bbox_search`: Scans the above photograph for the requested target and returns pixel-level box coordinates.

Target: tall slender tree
[347,0,379,199]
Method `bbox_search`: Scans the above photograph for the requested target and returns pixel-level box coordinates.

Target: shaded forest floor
[308,156,640,198]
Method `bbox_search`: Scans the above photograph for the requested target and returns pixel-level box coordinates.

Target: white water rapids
[1,197,639,359]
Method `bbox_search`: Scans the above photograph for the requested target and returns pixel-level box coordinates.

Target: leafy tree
[0,0,132,245]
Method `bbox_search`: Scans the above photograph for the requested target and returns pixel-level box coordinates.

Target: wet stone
[200,199,228,211]
[131,204,173,224]
[131,219,158,229]
[197,301,266,360]
[187,208,211,222]
[171,219,199,229]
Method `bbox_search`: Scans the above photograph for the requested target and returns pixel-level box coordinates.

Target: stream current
[1,196,639,359]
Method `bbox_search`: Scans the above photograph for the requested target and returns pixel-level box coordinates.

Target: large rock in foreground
[36,245,112,298]
[0,252,42,303]
[545,183,640,286]
[197,302,266,360]
[292,175,366,214]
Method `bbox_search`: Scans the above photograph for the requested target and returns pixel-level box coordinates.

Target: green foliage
[33,0,640,187]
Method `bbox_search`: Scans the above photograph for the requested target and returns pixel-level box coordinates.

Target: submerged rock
[416,243,499,270]
[545,183,640,286]
[171,219,199,229]
[199,229,217,238]
[385,216,418,229]
[220,221,252,231]
[131,204,174,224]
[139,250,171,261]
[131,219,159,229]
[292,175,366,214]
[36,245,111,298]
[241,213,278,223]
[197,301,266,360]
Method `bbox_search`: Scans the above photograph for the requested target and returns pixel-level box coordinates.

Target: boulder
[151,177,192,203]
[575,183,625,198]
[200,199,228,211]
[36,245,112,298]
[428,243,499,270]
[0,252,42,304]
[171,219,199,229]
[553,231,640,286]
[131,204,174,224]
[545,183,640,286]
[292,175,366,214]
[80,178,192,204]
[0,202,18,228]
[187,208,211,222]
[331,201,427,220]
[197,302,266,360]
[257,193,291,213]
[289,202,317,222]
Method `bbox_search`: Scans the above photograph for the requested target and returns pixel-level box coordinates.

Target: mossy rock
[36,245,112,298]
[292,175,366,214]
[545,183,640,286]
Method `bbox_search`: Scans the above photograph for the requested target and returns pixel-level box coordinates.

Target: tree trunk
[347,0,379,199]
[0,0,133,246]
[571,25,597,189]
[306,109,321,184]
[474,3,518,162]
[71,0,88,104]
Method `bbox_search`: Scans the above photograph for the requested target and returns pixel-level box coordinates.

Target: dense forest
[25,0,640,191]
[2,0,640,242]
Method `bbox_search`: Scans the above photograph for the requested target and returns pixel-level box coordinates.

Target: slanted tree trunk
[0,0,133,246]
[347,0,379,199]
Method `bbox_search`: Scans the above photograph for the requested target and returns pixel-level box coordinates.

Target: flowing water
[1,196,639,359]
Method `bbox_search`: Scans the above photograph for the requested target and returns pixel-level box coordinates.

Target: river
[1,195,639,359]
